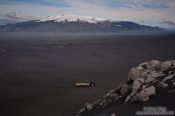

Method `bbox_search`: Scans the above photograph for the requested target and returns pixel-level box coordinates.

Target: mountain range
[0,15,163,33]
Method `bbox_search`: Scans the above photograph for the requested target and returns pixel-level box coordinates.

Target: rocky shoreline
[77,60,175,116]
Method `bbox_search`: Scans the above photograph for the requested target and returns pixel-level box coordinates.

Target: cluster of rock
[77,60,175,116]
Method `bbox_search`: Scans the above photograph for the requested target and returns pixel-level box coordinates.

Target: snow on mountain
[0,14,163,33]
[38,14,107,23]
[114,24,122,27]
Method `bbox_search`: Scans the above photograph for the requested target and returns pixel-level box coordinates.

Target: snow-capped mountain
[38,14,107,23]
[0,15,163,33]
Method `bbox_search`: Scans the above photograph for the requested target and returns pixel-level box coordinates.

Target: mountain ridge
[0,17,163,33]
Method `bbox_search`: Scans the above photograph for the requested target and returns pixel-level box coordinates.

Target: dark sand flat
[0,33,175,116]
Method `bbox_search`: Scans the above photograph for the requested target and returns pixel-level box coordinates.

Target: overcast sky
[0,0,175,27]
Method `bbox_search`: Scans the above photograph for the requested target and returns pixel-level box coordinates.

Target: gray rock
[160,61,172,71]
[111,113,116,116]
[128,66,146,81]
[85,102,94,110]
[114,83,125,93]
[136,86,156,102]
[139,60,160,70]
[99,99,107,106]
[139,62,150,69]
[144,71,164,84]
[133,78,145,90]
[150,60,160,68]
[170,60,175,68]
[77,107,86,116]
[104,93,120,103]
[156,83,168,88]
[120,84,132,96]
[157,74,174,87]
[130,86,156,102]
[173,82,175,86]
[124,78,144,103]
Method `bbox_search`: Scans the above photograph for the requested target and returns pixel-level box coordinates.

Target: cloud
[162,21,175,25]
[162,21,175,28]
[142,3,169,9]
[0,0,70,7]
[0,0,172,10]
[0,11,35,25]
[6,12,26,20]
[96,0,138,9]
[64,0,172,10]
[157,20,175,28]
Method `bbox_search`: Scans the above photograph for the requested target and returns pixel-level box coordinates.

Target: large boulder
[170,60,175,68]
[160,61,172,71]
[139,60,160,70]
[132,78,145,90]
[85,102,94,111]
[134,85,156,102]
[124,78,145,103]
[119,84,132,96]
[143,70,164,84]
[149,60,160,68]
[128,66,146,81]
[130,86,156,102]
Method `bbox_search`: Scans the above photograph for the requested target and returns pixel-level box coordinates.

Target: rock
[103,89,116,99]
[150,60,160,68]
[99,99,107,107]
[147,71,163,78]
[173,82,175,86]
[139,60,160,70]
[144,71,164,84]
[168,70,175,75]
[156,83,168,87]
[119,84,132,96]
[104,92,120,103]
[136,86,156,102]
[170,60,175,68]
[124,95,132,103]
[85,102,94,111]
[130,94,139,102]
[128,66,146,81]
[113,83,132,96]
[77,107,86,116]
[157,74,174,88]
[114,83,125,93]
[133,78,145,90]
[127,78,133,84]
[111,113,116,116]
[124,78,144,103]
[128,61,163,81]
[139,62,150,69]
[160,61,171,71]
[130,85,156,102]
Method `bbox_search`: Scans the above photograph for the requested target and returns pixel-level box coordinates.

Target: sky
[0,0,175,27]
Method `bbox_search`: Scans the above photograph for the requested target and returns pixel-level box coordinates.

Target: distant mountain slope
[0,17,163,33]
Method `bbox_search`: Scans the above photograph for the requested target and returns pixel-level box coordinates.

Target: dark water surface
[0,34,175,116]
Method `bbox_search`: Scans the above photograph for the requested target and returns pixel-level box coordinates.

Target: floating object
[74,81,96,87]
